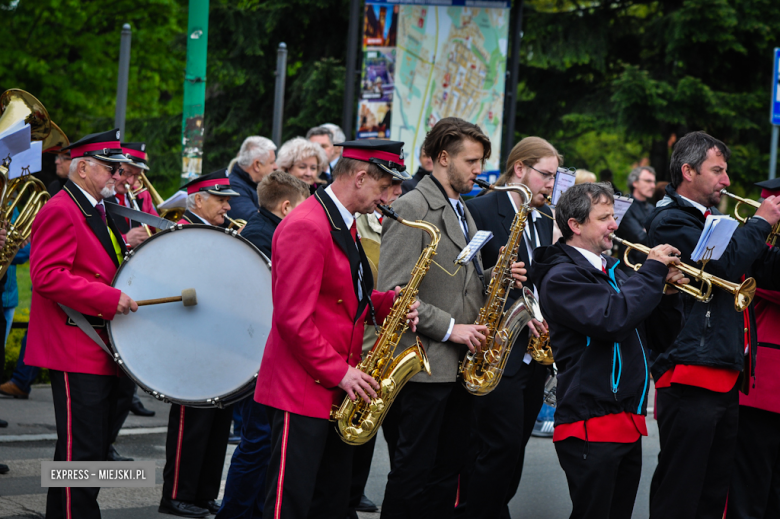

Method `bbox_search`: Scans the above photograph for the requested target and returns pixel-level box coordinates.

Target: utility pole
[502,0,524,166]
[114,23,132,139]
[342,0,361,139]
[272,43,288,148]
[181,0,210,182]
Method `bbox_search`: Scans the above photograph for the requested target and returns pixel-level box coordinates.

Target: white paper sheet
[551,168,576,205]
[158,190,187,210]
[0,122,31,159]
[691,214,739,262]
[8,141,42,179]
[455,230,493,265]
[613,196,634,226]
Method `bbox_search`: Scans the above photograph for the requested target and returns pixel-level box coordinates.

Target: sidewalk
[0,384,171,440]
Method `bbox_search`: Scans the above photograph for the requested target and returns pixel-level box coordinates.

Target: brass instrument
[460,180,545,395]
[132,171,186,222]
[720,189,778,246]
[0,89,62,278]
[331,204,435,445]
[225,216,247,230]
[527,331,554,365]
[610,234,756,312]
[124,183,152,237]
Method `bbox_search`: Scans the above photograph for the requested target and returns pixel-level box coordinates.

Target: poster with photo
[360,47,395,102]
[356,100,392,139]
[363,4,398,48]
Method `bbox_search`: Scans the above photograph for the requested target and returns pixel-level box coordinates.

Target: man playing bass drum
[531,182,685,519]
[460,136,559,518]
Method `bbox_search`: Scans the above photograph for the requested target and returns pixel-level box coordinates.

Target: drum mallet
[135,289,198,307]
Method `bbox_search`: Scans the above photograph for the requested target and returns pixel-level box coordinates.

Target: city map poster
[360,0,510,177]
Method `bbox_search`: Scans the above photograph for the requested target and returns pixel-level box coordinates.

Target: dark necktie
[455,201,486,291]
[95,204,107,225]
[528,216,537,248]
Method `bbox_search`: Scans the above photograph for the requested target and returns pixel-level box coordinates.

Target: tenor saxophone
[331,204,437,445]
[460,180,545,395]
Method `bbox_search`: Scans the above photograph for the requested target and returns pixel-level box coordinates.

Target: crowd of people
[1,116,779,519]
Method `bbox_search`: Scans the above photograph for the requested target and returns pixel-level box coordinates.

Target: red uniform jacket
[739,288,780,413]
[26,181,127,375]
[255,188,395,419]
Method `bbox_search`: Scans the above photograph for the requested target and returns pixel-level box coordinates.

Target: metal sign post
[114,24,132,139]
[180,0,210,182]
[272,43,288,148]
[769,47,780,179]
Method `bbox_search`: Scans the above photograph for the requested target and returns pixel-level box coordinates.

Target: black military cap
[341,139,411,181]
[62,128,131,163]
[182,169,240,197]
[122,142,149,170]
[756,178,780,197]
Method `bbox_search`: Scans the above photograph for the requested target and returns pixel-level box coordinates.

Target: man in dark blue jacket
[531,182,685,519]
[227,136,277,222]
[217,170,309,519]
[646,131,780,519]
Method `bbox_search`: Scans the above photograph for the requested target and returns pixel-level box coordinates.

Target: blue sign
[771,48,780,125]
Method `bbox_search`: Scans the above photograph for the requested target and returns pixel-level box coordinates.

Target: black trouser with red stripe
[162,403,233,503]
[727,405,780,519]
[46,370,120,519]
[264,406,353,519]
[650,383,739,519]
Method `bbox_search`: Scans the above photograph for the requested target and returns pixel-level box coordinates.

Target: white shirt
[73,183,103,211]
[189,211,210,225]
[441,197,468,342]
[678,194,709,216]
[571,245,607,272]
[325,184,363,300]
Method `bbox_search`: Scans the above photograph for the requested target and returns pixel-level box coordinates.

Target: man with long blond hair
[460,136,560,518]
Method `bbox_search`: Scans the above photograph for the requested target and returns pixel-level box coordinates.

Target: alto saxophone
[331,204,437,445]
[460,180,545,396]
[331,205,441,445]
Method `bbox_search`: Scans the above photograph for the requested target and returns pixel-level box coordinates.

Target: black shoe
[356,494,378,512]
[0,463,8,474]
[130,400,155,417]
[195,499,221,514]
[107,445,134,462]
[0,418,7,428]
[159,497,209,518]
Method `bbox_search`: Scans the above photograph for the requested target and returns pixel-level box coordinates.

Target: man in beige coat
[377,117,525,518]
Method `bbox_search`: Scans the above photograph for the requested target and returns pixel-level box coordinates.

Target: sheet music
[551,168,576,205]
[455,230,493,265]
[8,141,42,179]
[0,122,31,159]
[613,196,633,226]
[691,214,739,262]
[158,190,187,210]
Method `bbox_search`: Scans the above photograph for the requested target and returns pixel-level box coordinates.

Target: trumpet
[225,216,246,230]
[610,234,756,312]
[125,183,152,237]
[720,189,778,247]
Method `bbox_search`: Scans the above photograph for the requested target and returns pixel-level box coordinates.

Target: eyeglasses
[528,164,556,181]
[54,155,72,163]
[86,160,124,177]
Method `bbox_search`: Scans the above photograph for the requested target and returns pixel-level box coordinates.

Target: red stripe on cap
[70,141,121,158]
[186,178,230,195]
[123,148,147,161]
[761,188,780,199]
[343,148,404,166]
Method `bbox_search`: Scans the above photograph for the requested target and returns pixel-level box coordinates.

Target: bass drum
[108,224,272,407]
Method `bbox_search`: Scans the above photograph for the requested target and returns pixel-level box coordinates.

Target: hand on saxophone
[450,324,488,353]
[393,286,420,332]
[527,318,548,338]
[339,366,380,404]
[510,261,528,289]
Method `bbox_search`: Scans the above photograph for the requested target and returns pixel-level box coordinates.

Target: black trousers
[556,438,642,519]
[162,403,233,503]
[650,383,739,519]
[263,406,354,519]
[381,381,473,519]
[459,360,547,519]
[349,435,377,512]
[727,405,780,519]
[109,376,135,444]
[45,370,120,519]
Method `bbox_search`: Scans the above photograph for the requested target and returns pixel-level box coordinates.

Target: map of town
[391,5,509,172]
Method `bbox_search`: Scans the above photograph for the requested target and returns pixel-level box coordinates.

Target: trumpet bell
[733,277,756,312]
[0,89,51,141]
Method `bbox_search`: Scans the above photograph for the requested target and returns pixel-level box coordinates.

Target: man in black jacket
[646,131,780,519]
[227,136,277,221]
[217,170,309,519]
[531,182,685,519]
[615,166,656,274]
[460,136,558,519]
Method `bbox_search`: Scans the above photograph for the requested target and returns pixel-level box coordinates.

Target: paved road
[1,385,658,518]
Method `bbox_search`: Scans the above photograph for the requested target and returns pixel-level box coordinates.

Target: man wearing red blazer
[26,129,138,519]
[256,139,418,519]
[108,142,159,249]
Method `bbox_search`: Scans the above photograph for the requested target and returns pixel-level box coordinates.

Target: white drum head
[109,225,272,406]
